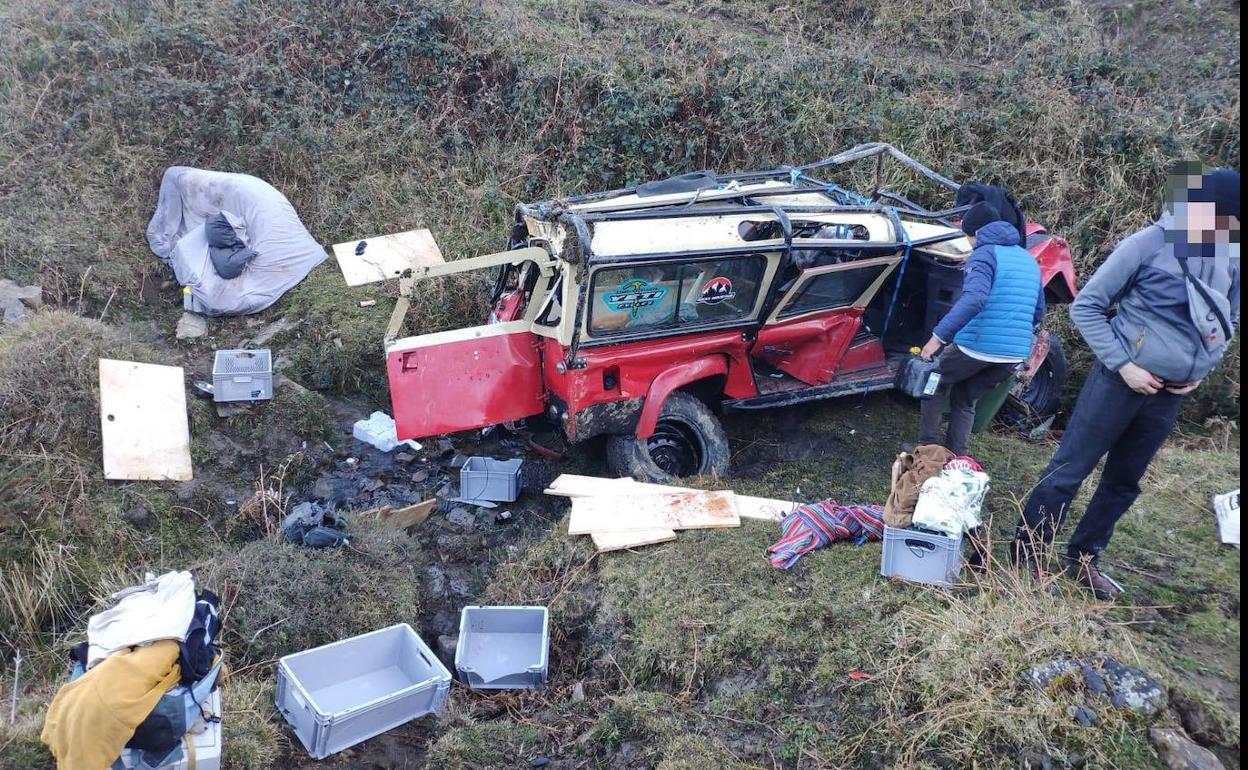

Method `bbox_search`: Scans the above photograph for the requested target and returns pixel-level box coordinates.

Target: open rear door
[386,321,546,440]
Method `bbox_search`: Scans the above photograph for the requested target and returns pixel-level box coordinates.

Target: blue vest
[955,243,1041,360]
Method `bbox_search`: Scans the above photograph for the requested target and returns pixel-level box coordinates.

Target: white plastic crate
[276,623,451,760]
[115,690,222,770]
[455,606,549,689]
[212,349,273,402]
[880,525,964,586]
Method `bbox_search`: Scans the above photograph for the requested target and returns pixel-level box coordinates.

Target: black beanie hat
[1188,168,1240,219]
[960,201,999,236]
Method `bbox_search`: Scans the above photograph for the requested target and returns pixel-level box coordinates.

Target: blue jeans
[1015,361,1184,563]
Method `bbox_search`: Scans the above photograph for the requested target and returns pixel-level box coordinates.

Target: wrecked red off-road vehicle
[383,143,1077,481]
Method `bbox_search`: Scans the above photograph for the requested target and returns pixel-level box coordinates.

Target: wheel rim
[645,418,704,477]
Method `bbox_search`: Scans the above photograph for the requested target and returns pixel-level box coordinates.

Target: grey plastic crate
[459,457,523,502]
[276,623,451,759]
[880,525,964,587]
[212,349,273,402]
[455,606,549,690]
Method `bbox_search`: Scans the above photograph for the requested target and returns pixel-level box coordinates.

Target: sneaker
[1064,557,1121,601]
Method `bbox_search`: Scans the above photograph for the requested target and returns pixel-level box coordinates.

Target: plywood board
[99,359,193,481]
[591,528,677,553]
[568,491,740,535]
[332,228,445,287]
[546,474,794,522]
[382,500,438,530]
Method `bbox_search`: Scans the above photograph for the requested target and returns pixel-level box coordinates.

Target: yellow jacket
[41,640,181,770]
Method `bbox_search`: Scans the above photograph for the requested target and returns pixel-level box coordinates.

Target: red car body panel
[751,309,864,385]
[387,328,546,439]
[541,331,757,441]
[1025,224,1078,300]
[636,355,729,439]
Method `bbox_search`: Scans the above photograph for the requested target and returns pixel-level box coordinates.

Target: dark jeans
[1015,361,1184,563]
[918,345,1016,456]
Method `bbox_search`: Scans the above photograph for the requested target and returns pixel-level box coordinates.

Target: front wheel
[605,391,730,483]
[997,335,1068,429]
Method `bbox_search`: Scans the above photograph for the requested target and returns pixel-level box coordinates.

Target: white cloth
[87,570,196,668]
[912,468,990,538]
[1214,489,1239,547]
[146,166,327,316]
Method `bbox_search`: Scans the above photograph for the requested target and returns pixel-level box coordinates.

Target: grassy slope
[0,0,1240,768]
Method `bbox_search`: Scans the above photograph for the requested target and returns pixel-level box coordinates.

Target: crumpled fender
[636,356,728,440]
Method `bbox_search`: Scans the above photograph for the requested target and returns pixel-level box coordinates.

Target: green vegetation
[0,0,1238,768]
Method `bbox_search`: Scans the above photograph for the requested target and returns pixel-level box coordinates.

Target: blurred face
[1174,200,1240,245]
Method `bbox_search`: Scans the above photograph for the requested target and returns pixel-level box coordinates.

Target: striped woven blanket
[766,501,885,570]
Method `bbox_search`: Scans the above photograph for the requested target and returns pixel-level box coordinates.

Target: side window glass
[590,256,766,335]
[779,263,890,319]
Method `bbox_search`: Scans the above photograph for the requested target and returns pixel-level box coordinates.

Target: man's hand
[1119,362,1163,394]
[920,336,943,362]
[1165,379,1202,395]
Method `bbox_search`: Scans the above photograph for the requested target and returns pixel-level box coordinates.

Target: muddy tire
[998,335,1068,428]
[605,392,730,482]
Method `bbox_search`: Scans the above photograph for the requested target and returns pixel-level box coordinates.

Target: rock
[0,279,42,324]
[361,478,383,493]
[436,438,454,456]
[437,634,459,659]
[395,452,416,464]
[248,315,297,346]
[450,453,469,469]
[531,758,551,768]
[175,311,208,339]
[424,565,447,597]
[122,505,154,530]
[1070,705,1098,727]
[571,681,585,703]
[1150,728,1226,770]
[275,374,310,397]
[174,480,200,502]
[312,477,336,501]
[1025,655,1167,716]
[446,506,476,531]
[215,402,251,418]
[448,577,470,597]
[411,469,429,483]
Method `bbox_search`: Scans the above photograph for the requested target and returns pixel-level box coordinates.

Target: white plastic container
[212,349,273,402]
[459,457,523,502]
[115,690,222,770]
[352,411,421,452]
[455,606,549,689]
[276,624,451,759]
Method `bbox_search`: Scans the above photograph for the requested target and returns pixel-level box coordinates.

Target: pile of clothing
[767,501,885,570]
[41,571,223,770]
[884,446,988,537]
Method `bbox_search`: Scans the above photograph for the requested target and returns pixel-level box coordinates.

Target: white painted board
[99,359,193,481]
[332,228,445,286]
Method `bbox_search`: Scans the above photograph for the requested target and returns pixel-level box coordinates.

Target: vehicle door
[753,255,901,385]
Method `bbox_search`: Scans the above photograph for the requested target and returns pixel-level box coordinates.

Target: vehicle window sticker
[604,278,668,319]
[696,276,737,305]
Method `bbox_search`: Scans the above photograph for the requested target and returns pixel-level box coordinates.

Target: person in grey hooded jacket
[1014,167,1240,599]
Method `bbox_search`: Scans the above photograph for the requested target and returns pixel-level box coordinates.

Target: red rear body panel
[387,325,546,439]
[1025,224,1078,301]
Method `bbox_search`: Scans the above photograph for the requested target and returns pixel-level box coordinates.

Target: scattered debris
[0,278,41,324]
[282,501,350,548]
[277,624,450,759]
[192,380,215,399]
[359,299,377,307]
[212,349,273,402]
[848,671,872,682]
[370,499,438,532]
[1024,655,1167,716]
[353,411,421,453]
[332,228,445,287]
[455,606,549,690]
[247,315,298,347]
[1150,728,1226,770]
[571,681,585,702]
[99,359,193,481]
[174,311,208,340]
[1212,489,1239,547]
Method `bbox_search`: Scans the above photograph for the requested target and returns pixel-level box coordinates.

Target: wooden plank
[332,228,445,287]
[591,528,677,553]
[381,500,438,530]
[99,359,193,481]
[545,474,794,522]
[568,491,740,535]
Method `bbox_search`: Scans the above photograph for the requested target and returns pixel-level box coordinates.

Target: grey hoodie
[1070,212,1240,383]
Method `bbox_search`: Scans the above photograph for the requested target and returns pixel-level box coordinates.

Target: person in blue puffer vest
[916,201,1045,456]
